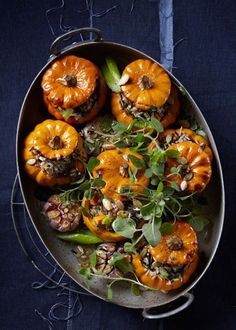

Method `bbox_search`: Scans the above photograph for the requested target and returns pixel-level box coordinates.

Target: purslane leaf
[142,220,161,247]
[62,108,74,119]
[189,216,209,232]
[87,157,100,172]
[112,217,136,238]
[140,202,156,220]
[128,154,145,169]
[131,283,141,296]
[160,222,175,235]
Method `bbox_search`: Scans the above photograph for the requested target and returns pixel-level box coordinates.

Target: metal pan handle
[50,27,102,56]
[142,292,194,319]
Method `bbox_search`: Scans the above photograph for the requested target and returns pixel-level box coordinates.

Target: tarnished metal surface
[16,28,225,309]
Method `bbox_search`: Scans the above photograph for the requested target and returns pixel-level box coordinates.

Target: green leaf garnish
[140,202,156,220]
[102,57,121,93]
[112,122,128,134]
[165,149,180,158]
[112,217,136,238]
[62,108,74,119]
[189,216,209,232]
[105,57,121,81]
[91,178,106,189]
[107,286,113,300]
[89,251,97,268]
[160,222,175,235]
[178,85,187,95]
[142,220,161,247]
[123,242,136,253]
[84,188,94,199]
[128,154,145,169]
[110,252,133,273]
[87,157,100,172]
[149,117,164,133]
[131,283,141,296]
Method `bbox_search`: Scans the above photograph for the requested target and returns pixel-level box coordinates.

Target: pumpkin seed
[27,159,36,165]
[180,180,187,191]
[39,156,46,161]
[184,172,193,181]
[102,198,113,211]
[115,200,124,210]
[76,245,84,255]
[165,134,172,144]
[118,74,129,86]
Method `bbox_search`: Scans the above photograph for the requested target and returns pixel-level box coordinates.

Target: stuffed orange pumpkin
[149,221,198,265]
[82,193,126,242]
[92,148,149,200]
[120,59,171,110]
[132,253,198,292]
[111,84,179,128]
[165,141,212,192]
[132,221,198,291]
[42,55,107,124]
[159,128,213,161]
[22,119,87,187]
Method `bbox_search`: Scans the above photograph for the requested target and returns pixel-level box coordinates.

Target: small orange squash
[149,221,198,265]
[111,84,179,128]
[120,59,171,109]
[165,141,212,192]
[42,55,107,124]
[22,119,87,187]
[92,148,149,200]
[132,254,198,291]
[159,128,213,161]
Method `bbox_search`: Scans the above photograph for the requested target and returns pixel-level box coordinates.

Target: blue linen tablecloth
[0,0,236,329]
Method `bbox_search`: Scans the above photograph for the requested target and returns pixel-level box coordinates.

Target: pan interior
[17,42,224,308]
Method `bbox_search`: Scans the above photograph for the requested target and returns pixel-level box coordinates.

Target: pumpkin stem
[139,75,154,90]
[166,236,183,251]
[64,74,77,87]
[48,136,64,150]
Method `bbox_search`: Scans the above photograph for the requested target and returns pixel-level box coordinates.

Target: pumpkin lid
[120,59,171,110]
[41,55,99,109]
[24,119,80,160]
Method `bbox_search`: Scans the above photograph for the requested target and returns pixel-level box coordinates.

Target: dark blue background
[1,0,236,329]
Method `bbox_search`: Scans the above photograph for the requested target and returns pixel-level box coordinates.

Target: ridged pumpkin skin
[22,119,87,187]
[42,55,107,124]
[149,221,198,265]
[92,148,149,200]
[132,254,198,291]
[42,55,99,108]
[165,141,212,192]
[111,84,179,128]
[159,128,213,161]
[120,59,171,109]
[82,197,125,242]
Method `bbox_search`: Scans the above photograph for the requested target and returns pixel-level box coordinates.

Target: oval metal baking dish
[16,28,225,317]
